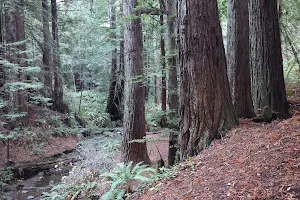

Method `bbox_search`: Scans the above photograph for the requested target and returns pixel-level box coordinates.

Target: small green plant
[101,162,156,200]
[41,181,99,200]
[40,184,67,200]
[0,167,14,188]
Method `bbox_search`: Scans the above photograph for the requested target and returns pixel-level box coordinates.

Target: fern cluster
[101,161,156,200]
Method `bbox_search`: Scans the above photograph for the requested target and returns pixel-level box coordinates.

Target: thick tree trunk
[167,0,179,166]
[249,0,289,119]
[42,0,53,99]
[227,0,255,118]
[121,0,151,164]
[160,1,167,127]
[51,0,65,113]
[106,0,123,121]
[178,0,238,159]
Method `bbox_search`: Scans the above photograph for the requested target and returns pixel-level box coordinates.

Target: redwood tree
[167,0,178,115]
[178,0,238,159]
[167,0,179,166]
[0,12,4,93]
[160,0,167,127]
[227,0,255,118]
[42,0,53,99]
[106,0,123,121]
[249,0,289,119]
[51,0,65,112]
[121,0,151,164]
[4,0,27,109]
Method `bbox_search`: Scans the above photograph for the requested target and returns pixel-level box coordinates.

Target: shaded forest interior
[0,0,299,199]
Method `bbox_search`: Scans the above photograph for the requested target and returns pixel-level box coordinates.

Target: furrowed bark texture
[227,0,255,118]
[122,0,151,164]
[42,0,53,99]
[167,0,179,166]
[249,0,289,119]
[179,0,238,159]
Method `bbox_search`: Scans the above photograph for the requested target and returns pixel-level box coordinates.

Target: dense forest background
[0,0,299,199]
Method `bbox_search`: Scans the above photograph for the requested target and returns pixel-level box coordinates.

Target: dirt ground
[132,98,300,199]
[0,136,77,167]
[1,88,300,199]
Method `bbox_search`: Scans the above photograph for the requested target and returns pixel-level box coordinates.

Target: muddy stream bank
[0,130,122,200]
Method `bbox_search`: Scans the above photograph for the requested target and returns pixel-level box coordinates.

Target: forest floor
[1,87,300,199]
[0,105,78,168]
[132,94,300,199]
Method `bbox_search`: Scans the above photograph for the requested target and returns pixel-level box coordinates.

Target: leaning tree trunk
[167,0,179,166]
[178,0,238,159]
[227,0,255,118]
[42,0,53,99]
[249,0,289,119]
[121,0,151,164]
[51,0,65,113]
[106,0,123,121]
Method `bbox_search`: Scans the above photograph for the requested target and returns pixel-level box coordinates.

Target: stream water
[0,130,122,200]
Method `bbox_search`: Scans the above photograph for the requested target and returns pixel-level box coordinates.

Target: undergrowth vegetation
[41,161,157,200]
[66,90,111,128]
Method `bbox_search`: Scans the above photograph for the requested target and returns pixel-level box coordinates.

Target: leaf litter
[133,104,300,199]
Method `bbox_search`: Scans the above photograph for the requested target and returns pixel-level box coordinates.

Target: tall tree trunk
[106,0,123,121]
[178,0,238,159]
[117,0,125,121]
[15,0,27,108]
[121,0,151,164]
[167,0,179,115]
[249,0,289,119]
[160,0,167,127]
[0,10,5,92]
[167,0,179,166]
[4,2,17,110]
[42,0,53,99]
[51,0,65,112]
[154,75,159,105]
[227,0,255,118]
[153,34,160,105]
[4,0,26,109]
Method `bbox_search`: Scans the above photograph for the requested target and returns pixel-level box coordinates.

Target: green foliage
[67,90,110,128]
[145,103,179,130]
[41,181,99,200]
[0,167,14,188]
[145,104,163,128]
[281,0,300,82]
[29,95,52,107]
[218,0,227,21]
[101,162,156,200]
[60,0,112,91]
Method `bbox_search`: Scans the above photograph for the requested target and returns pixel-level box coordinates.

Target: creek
[0,130,122,200]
